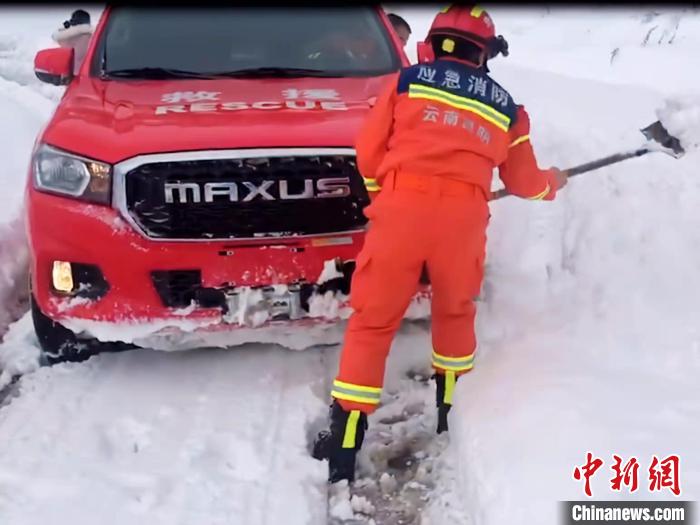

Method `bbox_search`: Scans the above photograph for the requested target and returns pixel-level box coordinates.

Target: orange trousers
[332,171,489,414]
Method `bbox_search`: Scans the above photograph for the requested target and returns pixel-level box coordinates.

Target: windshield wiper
[210,67,341,78]
[102,67,217,80]
[102,66,342,80]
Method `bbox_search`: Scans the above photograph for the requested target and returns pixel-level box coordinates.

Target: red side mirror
[416,41,435,64]
[34,47,74,86]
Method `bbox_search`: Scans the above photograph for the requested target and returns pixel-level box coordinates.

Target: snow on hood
[42,75,393,163]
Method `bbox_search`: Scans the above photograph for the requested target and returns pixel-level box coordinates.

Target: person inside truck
[51,9,93,75]
[387,13,412,48]
[303,16,390,71]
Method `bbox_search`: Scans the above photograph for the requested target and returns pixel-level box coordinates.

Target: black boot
[434,372,459,434]
[312,400,368,483]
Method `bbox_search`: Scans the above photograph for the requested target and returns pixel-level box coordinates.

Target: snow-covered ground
[2,5,700,525]
[0,74,50,336]
[0,325,331,524]
[0,6,100,336]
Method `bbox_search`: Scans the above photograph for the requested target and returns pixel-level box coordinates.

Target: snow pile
[0,313,39,391]
[0,6,103,336]
[316,258,345,285]
[0,33,62,103]
[328,482,357,521]
[421,32,700,525]
[656,94,700,152]
[308,290,350,321]
[0,5,103,101]
[389,5,700,95]
[0,217,30,337]
[0,76,55,337]
[386,5,700,524]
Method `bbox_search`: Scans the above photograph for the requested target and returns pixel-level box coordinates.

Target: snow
[657,95,700,152]
[350,493,375,516]
[388,5,700,95]
[384,5,700,524]
[0,344,331,525]
[417,9,700,525]
[308,290,349,321]
[0,217,30,337]
[317,258,345,285]
[55,280,426,350]
[1,5,700,525]
[0,6,105,336]
[0,313,40,390]
[329,482,357,520]
[0,79,46,336]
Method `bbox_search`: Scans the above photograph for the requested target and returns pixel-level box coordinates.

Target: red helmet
[426,5,508,64]
[429,4,496,44]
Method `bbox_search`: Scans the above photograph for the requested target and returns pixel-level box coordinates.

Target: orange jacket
[356,57,557,201]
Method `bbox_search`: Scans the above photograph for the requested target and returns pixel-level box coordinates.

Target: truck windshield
[94,7,401,79]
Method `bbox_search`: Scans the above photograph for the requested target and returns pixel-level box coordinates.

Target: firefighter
[312,5,568,483]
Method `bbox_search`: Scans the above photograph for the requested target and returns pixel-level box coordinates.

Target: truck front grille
[122,153,369,240]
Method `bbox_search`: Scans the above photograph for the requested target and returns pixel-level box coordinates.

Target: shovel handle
[490,147,650,201]
[566,147,650,176]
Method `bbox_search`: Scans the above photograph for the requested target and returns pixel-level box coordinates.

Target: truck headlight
[33,144,112,205]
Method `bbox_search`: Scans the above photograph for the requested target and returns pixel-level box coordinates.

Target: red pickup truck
[28,6,429,363]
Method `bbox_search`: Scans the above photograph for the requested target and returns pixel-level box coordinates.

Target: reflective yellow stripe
[444,371,456,405]
[432,351,475,372]
[432,361,474,372]
[332,379,382,405]
[509,134,530,148]
[342,410,360,448]
[470,6,484,17]
[408,84,511,132]
[527,184,551,201]
[440,4,452,13]
[363,177,381,192]
[332,391,381,405]
[333,380,381,394]
[432,351,474,363]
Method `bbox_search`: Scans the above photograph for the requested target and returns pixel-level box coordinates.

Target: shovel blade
[641,120,685,158]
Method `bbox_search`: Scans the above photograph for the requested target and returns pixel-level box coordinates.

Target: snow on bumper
[57,289,432,351]
[29,191,432,350]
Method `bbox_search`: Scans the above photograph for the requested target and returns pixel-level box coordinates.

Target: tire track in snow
[1,315,448,524]
[0,339,330,525]
[0,352,115,514]
[0,353,106,465]
[155,347,279,525]
[258,350,288,525]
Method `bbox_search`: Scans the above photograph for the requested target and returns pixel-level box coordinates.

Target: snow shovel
[490,120,686,201]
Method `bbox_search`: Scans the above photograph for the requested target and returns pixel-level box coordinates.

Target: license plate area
[223,284,304,325]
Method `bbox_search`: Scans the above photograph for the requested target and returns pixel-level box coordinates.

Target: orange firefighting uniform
[332,57,560,414]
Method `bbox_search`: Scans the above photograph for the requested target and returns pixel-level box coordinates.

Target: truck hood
[42,75,393,164]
